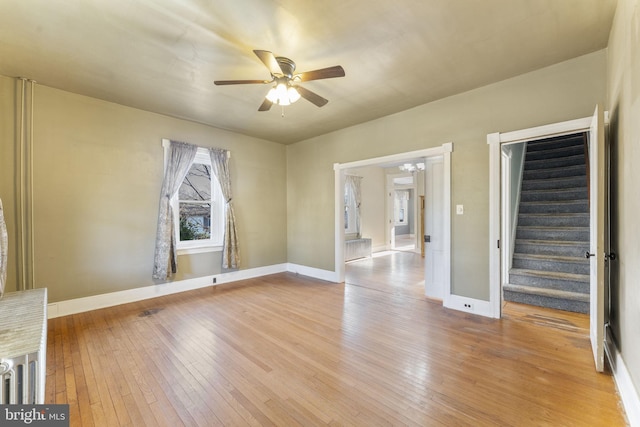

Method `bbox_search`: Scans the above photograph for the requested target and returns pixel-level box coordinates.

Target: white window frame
[162,140,224,255]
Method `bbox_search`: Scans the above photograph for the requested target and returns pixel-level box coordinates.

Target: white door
[588,104,606,372]
[425,158,445,299]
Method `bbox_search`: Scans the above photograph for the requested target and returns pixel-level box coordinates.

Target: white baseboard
[606,342,640,426]
[286,263,339,283]
[444,294,495,318]
[47,263,288,319]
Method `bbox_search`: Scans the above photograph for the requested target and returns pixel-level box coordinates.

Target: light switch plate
[456,204,464,215]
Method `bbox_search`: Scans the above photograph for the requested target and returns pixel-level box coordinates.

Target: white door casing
[425,157,445,299]
[588,104,606,372]
[488,113,601,323]
[334,144,452,303]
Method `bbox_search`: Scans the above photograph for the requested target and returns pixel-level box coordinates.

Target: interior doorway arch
[334,143,452,303]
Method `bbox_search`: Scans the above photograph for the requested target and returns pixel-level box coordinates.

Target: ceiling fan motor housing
[275,57,296,78]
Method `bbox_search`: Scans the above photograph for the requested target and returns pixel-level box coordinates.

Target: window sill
[177,245,223,256]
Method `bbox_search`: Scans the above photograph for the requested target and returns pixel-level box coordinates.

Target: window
[165,143,224,254]
[395,190,409,225]
[344,182,357,234]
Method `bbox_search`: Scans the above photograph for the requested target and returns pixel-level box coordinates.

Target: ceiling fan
[214,50,345,112]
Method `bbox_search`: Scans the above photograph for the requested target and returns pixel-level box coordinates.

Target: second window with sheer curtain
[167,143,225,254]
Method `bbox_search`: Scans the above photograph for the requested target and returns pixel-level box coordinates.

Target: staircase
[504,133,590,313]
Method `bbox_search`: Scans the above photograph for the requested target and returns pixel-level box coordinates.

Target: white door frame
[334,143,452,305]
[387,173,418,252]
[487,116,594,319]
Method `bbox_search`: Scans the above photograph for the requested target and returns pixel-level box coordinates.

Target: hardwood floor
[46,252,627,426]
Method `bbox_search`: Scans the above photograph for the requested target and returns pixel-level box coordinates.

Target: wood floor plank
[45,251,627,426]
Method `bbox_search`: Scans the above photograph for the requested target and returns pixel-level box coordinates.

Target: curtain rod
[161,138,231,158]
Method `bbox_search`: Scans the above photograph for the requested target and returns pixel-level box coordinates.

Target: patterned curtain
[346,175,363,238]
[152,141,198,279]
[209,148,240,269]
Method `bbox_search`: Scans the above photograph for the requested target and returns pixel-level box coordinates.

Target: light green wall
[0,81,287,302]
[287,50,607,300]
[607,0,640,401]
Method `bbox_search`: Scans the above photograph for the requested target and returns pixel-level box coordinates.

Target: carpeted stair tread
[517,213,589,227]
[526,136,584,151]
[523,164,585,179]
[515,226,589,241]
[519,200,588,214]
[509,268,589,284]
[525,144,585,160]
[521,176,588,190]
[512,253,589,275]
[524,154,586,170]
[512,253,588,264]
[516,225,589,232]
[520,187,587,201]
[515,238,587,245]
[503,283,589,302]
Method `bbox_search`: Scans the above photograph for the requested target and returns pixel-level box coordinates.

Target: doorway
[488,107,608,371]
[388,174,418,252]
[333,144,452,304]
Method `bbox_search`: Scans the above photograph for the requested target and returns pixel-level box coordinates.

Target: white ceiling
[0,0,617,145]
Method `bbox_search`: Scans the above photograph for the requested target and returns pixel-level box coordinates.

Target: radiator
[345,238,372,261]
[0,288,47,404]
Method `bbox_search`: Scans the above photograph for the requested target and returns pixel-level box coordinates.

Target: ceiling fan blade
[258,98,273,111]
[214,79,270,85]
[296,65,345,82]
[294,86,329,107]
[253,50,283,75]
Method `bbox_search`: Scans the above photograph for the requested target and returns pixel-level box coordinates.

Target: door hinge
[497,240,500,249]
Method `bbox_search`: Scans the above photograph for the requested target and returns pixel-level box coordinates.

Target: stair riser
[526,138,584,152]
[519,202,588,214]
[520,189,587,202]
[509,272,589,293]
[524,167,585,180]
[503,290,589,314]
[525,155,585,170]
[526,145,585,161]
[514,242,589,257]
[512,258,590,275]
[517,215,589,227]
[522,176,587,191]
[516,228,589,241]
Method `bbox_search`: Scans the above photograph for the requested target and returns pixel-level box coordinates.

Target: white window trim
[162,139,224,255]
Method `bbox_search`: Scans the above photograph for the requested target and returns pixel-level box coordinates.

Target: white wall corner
[287,263,340,283]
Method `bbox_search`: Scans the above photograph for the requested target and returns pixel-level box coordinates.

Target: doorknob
[585,251,595,259]
[605,252,617,261]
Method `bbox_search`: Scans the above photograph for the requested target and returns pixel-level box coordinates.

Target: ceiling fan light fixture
[265,82,300,106]
[288,86,301,103]
[216,50,343,111]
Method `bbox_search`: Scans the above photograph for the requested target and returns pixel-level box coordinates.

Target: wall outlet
[456,204,464,215]
[462,302,473,311]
